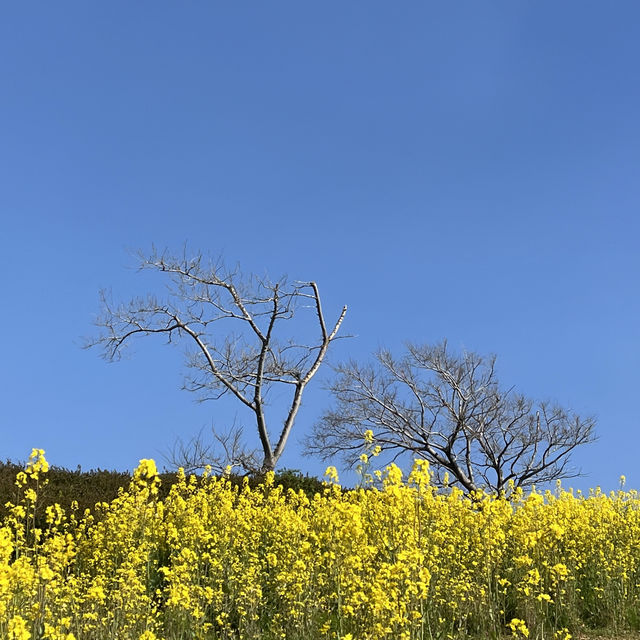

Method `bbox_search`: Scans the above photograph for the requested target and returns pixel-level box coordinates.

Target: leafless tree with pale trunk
[87,248,348,474]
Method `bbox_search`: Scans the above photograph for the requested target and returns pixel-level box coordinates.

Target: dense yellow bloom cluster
[2,449,640,639]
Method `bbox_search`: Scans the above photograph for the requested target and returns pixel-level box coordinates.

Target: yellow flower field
[2,449,640,640]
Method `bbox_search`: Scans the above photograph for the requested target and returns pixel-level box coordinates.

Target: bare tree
[162,423,261,476]
[87,248,347,473]
[307,341,596,493]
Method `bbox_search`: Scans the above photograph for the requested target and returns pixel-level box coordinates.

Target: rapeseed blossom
[1,449,640,639]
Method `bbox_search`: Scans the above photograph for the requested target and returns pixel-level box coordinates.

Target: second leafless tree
[306,341,596,493]
[87,248,347,474]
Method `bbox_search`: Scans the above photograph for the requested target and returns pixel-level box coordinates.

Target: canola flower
[1,449,640,640]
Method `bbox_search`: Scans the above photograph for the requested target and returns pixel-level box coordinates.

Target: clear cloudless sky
[1,2,638,490]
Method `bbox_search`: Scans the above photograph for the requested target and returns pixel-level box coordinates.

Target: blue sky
[1,2,638,490]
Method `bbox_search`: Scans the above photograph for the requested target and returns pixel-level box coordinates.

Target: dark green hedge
[0,460,327,529]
